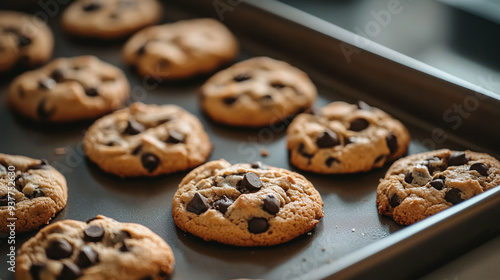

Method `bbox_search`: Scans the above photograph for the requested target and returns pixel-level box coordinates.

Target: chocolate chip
[82,2,102,11]
[76,246,99,268]
[113,230,131,244]
[233,73,251,82]
[325,157,340,167]
[131,145,142,155]
[136,44,147,56]
[26,187,45,199]
[0,196,9,207]
[445,188,464,205]
[248,218,269,234]
[389,194,402,208]
[349,118,369,131]
[141,153,160,173]
[429,179,445,190]
[298,143,313,159]
[123,119,145,135]
[263,195,280,215]
[344,137,355,145]
[85,87,99,97]
[37,98,56,120]
[84,225,105,242]
[50,69,66,83]
[404,172,413,184]
[240,172,262,192]
[470,162,489,176]
[157,118,171,125]
[17,34,32,47]
[187,192,209,215]
[374,155,385,165]
[119,241,131,252]
[223,96,238,106]
[38,78,56,90]
[213,195,233,214]
[166,130,185,144]
[58,261,82,280]
[261,94,273,102]
[85,217,99,224]
[29,263,46,280]
[316,129,340,148]
[356,100,372,111]
[447,152,468,166]
[30,159,50,170]
[386,133,398,154]
[250,161,267,169]
[46,239,73,260]
[106,141,117,146]
[271,82,286,89]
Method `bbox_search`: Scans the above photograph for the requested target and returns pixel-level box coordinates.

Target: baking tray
[1,1,500,279]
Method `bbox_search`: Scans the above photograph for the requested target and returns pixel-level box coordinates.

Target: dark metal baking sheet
[1,1,500,280]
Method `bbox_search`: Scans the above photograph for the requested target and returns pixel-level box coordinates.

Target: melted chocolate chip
[298,143,313,159]
[263,195,280,215]
[214,195,233,214]
[0,196,9,207]
[233,73,251,82]
[389,194,402,208]
[186,192,209,215]
[50,69,66,83]
[119,241,131,252]
[37,98,56,120]
[445,188,464,205]
[38,78,56,90]
[84,225,105,242]
[17,34,32,47]
[447,152,468,166]
[316,130,340,148]
[166,130,185,144]
[386,133,398,154]
[223,96,238,106]
[240,172,262,192]
[26,187,45,199]
[131,145,143,155]
[356,100,372,111]
[30,159,50,170]
[349,118,369,131]
[325,157,340,167]
[85,87,99,97]
[123,119,145,135]
[58,261,82,280]
[82,2,102,12]
[76,246,99,268]
[248,218,269,234]
[404,172,413,184]
[251,161,267,169]
[271,82,286,89]
[429,179,445,190]
[141,153,160,173]
[29,263,46,280]
[46,239,73,260]
[470,162,489,176]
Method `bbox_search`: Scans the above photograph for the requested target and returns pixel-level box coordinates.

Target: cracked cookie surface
[0,11,53,73]
[16,215,175,280]
[122,18,238,79]
[83,102,212,177]
[200,57,317,127]
[7,56,130,122]
[286,101,410,174]
[376,149,500,225]
[62,0,162,39]
[172,159,324,246]
[0,153,67,233]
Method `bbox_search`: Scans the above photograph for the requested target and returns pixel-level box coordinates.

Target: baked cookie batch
[1,2,499,280]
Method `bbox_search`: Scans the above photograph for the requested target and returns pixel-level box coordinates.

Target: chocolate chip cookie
[287,101,410,174]
[122,18,238,80]
[0,153,67,233]
[172,159,324,246]
[83,102,212,177]
[200,57,317,127]
[377,149,500,225]
[0,11,54,73]
[62,0,162,39]
[16,215,175,280]
[7,56,130,122]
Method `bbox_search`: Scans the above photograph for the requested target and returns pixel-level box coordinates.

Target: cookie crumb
[351,228,356,232]
[260,149,269,157]
[54,147,68,155]
[302,258,307,262]
[307,232,312,236]
[322,248,326,252]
